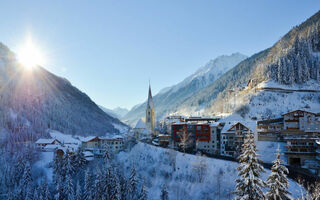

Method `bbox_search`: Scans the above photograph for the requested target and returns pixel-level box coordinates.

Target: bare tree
[178,128,192,153]
[192,155,207,183]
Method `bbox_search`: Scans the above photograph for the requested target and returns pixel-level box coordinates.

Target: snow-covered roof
[81,136,99,142]
[44,144,60,149]
[221,121,257,133]
[83,151,94,157]
[134,119,147,129]
[282,109,317,116]
[209,122,222,127]
[35,138,57,144]
[100,135,124,140]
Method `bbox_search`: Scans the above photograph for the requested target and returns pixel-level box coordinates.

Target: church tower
[146,83,156,136]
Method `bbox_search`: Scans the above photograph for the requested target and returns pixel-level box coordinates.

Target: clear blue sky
[0,1,319,110]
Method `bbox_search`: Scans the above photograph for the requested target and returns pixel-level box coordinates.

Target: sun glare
[17,37,45,70]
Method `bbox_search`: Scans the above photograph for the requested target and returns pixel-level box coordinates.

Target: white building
[35,138,61,149]
[220,121,257,158]
[195,122,223,154]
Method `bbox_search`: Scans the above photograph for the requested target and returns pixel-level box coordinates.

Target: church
[133,83,156,140]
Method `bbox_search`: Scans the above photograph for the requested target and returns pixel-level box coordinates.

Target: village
[35,84,320,176]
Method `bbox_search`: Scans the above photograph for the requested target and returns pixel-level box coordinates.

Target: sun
[17,37,45,69]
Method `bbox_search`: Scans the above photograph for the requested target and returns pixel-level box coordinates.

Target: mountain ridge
[0,43,128,143]
[123,53,247,125]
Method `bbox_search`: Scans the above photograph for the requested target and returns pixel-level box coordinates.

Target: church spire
[147,81,154,109]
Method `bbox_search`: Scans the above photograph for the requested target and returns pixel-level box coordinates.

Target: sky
[0,1,319,110]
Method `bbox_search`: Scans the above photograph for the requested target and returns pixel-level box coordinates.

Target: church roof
[147,84,154,109]
[134,119,147,129]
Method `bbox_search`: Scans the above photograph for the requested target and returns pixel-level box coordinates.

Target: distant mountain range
[99,105,129,119]
[124,10,320,124]
[123,53,247,124]
[0,43,128,143]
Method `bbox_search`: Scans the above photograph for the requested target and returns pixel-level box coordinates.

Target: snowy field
[117,142,304,200]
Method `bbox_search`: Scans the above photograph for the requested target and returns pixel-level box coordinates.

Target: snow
[112,122,129,134]
[134,119,147,129]
[35,152,54,182]
[117,142,304,200]
[49,130,80,145]
[257,80,320,91]
[35,138,56,144]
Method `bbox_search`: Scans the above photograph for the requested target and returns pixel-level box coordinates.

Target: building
[257,118,284,141]
[285,136,319,171]
[133,118,152,140]
[35,138,61,149]
[81,136,124,156]
[220,121,256,158]
[171,120,223,154]
[158,134,171,147]
[282,110,320,134]
[146,83,156,137]
[195,122,223,154]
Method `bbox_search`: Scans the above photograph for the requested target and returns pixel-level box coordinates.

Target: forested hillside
[0,43,127,145]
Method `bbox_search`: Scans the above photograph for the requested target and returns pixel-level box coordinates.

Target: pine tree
[76,181,82,200]
[138,184,148,200]
[55,175,64,200]
[95,166,104,200]
[235,131,266,200]
[160,184,169,200]
[128,166,138,199]
[84,169,94,200]
[266,146,292,200]
[65,173,75,200]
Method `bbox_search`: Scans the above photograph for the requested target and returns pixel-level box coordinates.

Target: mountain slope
[123,53,247,124]
[172,10,320,117]
[99,105,129,119]
[0,43,127,142]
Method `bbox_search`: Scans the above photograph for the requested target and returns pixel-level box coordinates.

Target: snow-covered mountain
[123,53,247,124]
[99,105,129,119]
[160,10,320,119]
[0,43,128,142]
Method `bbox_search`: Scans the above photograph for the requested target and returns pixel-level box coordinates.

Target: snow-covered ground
[117,142,304,200]
[257,80,320,91]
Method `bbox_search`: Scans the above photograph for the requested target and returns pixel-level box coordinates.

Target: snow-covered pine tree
[74,148,87,169]
[75,181,82,200]
[128,166,138,199]
[83,168,94,200]
[266,146,292,200]
[95,166,104,200]
[113,171,122,200]
[235,131,266,200]
[65,173,75,200]
[65,151,75,176]
[138,183,148,200]
[55,174,65,200]
[160,184,169,200]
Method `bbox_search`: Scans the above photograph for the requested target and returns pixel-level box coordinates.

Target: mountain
[99,105,129,119]
[174,10,320,119]
[123,53,247,124]
[0,43,128,143]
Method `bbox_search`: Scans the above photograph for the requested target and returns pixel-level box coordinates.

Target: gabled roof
[134,119,147,129]
[35,138,58,144]
[81,136,99,142]
[282,109,316,116]
[221,121,256,133]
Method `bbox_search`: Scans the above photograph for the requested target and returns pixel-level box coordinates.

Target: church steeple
[147,82,154,109]
[146,81,156,136]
